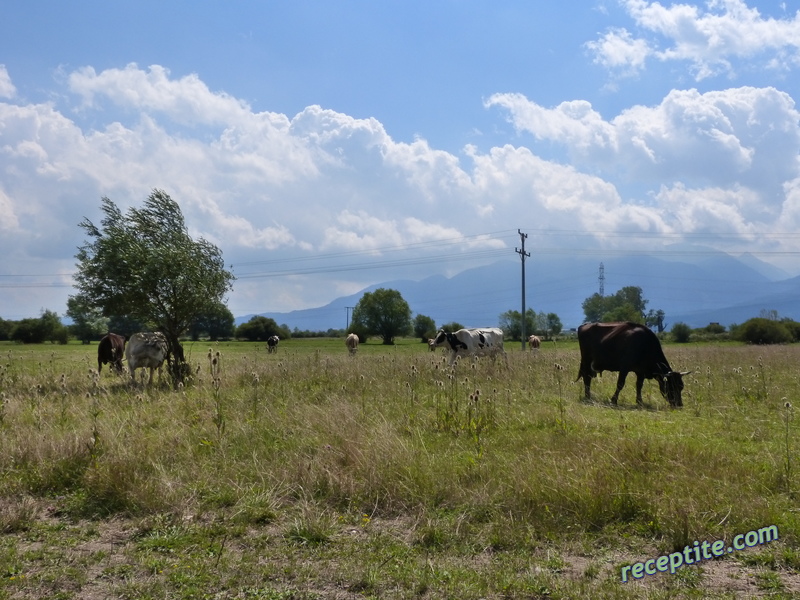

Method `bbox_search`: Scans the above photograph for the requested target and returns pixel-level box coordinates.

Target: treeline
[0,311,351,344]
[0,311,69,344]
[671,313,800,345]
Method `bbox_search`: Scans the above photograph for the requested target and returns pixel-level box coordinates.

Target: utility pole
[516,229,530,351]
[345,306,355,331]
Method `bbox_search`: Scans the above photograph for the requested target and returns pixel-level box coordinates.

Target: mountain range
[236,246,800,332]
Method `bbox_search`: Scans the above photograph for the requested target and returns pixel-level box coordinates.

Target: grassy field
[0,337,798,599]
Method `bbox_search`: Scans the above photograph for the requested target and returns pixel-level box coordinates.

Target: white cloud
[2,62,800,318]
[0,65,15,99]
[68,63,253,125]
[590,0,800,79]
[487,86,800,197]
[0,188,19,231]
[585,27,652,75]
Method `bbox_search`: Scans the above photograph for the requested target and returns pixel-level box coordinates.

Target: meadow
[0,337,798,599]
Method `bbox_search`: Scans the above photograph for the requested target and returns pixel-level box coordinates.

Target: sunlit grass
[0,338,798,598]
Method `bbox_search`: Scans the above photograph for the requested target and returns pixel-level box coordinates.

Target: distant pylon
[598,262,605,297]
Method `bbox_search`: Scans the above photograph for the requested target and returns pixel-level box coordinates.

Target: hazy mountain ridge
[237,250,798,331]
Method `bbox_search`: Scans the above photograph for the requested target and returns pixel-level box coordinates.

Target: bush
[780,319,800,342]
[671,322,692,343]
[735,318,793,345]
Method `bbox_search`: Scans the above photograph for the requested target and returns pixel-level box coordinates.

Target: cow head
[432,330,448,348]
[657,370,690,407]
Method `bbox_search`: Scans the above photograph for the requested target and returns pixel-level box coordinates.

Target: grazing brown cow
[345,333,359,355]
[98,332,126,374]
[576,322,689,407]
[126,332,169,385]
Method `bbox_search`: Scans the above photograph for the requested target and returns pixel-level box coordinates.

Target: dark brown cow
[98,332,126,374]
[576,322,688,407]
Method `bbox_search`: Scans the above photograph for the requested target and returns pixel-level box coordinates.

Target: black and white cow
[267,335,279,354]
[431,327,507,367]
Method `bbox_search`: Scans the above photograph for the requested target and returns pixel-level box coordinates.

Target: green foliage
[582,286,651,324]
[413,314,437,342]
[671,322,692,343]
[9,310,68,344]
[0,317,11,341]
[736,318,795,345]
[543,312,563,337]
[498,308,536,341]
[189,301,236,341]
[351,288,412,345]
[235,316,290,341]
[65,296,108,342]
[500,309,563,340]
[439,321,464,333]
[703,322,726,334]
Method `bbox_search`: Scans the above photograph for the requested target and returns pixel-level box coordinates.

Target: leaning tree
[72,189,235,383]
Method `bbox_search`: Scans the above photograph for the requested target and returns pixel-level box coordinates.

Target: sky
[2,0,800,323]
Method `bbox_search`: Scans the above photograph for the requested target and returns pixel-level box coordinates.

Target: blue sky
[2,0,800,321]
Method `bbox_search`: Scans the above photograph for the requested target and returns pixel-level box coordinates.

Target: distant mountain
[236,250,800,331]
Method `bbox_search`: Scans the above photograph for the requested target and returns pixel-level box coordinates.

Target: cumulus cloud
[589,0,800,79]
[68,63,253,125]
[2,62,800,318]
[486,86,800,197]
[0,65,15,99]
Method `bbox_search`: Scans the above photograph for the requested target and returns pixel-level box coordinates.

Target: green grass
[0,338,798,598]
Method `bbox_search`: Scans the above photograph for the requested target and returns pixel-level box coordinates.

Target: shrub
[671,322,692,343]
[735,318,793,345]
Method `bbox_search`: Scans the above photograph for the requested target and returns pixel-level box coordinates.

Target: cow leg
[611,371,629,404]
[635,375,645,405]
[578,364,594,400]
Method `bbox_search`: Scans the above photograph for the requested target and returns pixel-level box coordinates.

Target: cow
[428,338,437,351]
[97,332,126,374]
[126,331,169,386]
[576,321,689,407]
[431,327,507,367]
[528,334,541,351]
[345,333,359,355]
[267,335,279,354]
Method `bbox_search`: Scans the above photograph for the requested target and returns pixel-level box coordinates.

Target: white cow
[345,333,359,355]
[528,334,541,351]
[431,328,507,367]
[126,331,169,385]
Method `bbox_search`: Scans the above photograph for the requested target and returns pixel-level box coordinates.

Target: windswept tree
[351,288,412,345]
[73,190,235,383]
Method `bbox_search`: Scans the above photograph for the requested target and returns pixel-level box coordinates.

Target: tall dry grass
[0,340,797,558]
